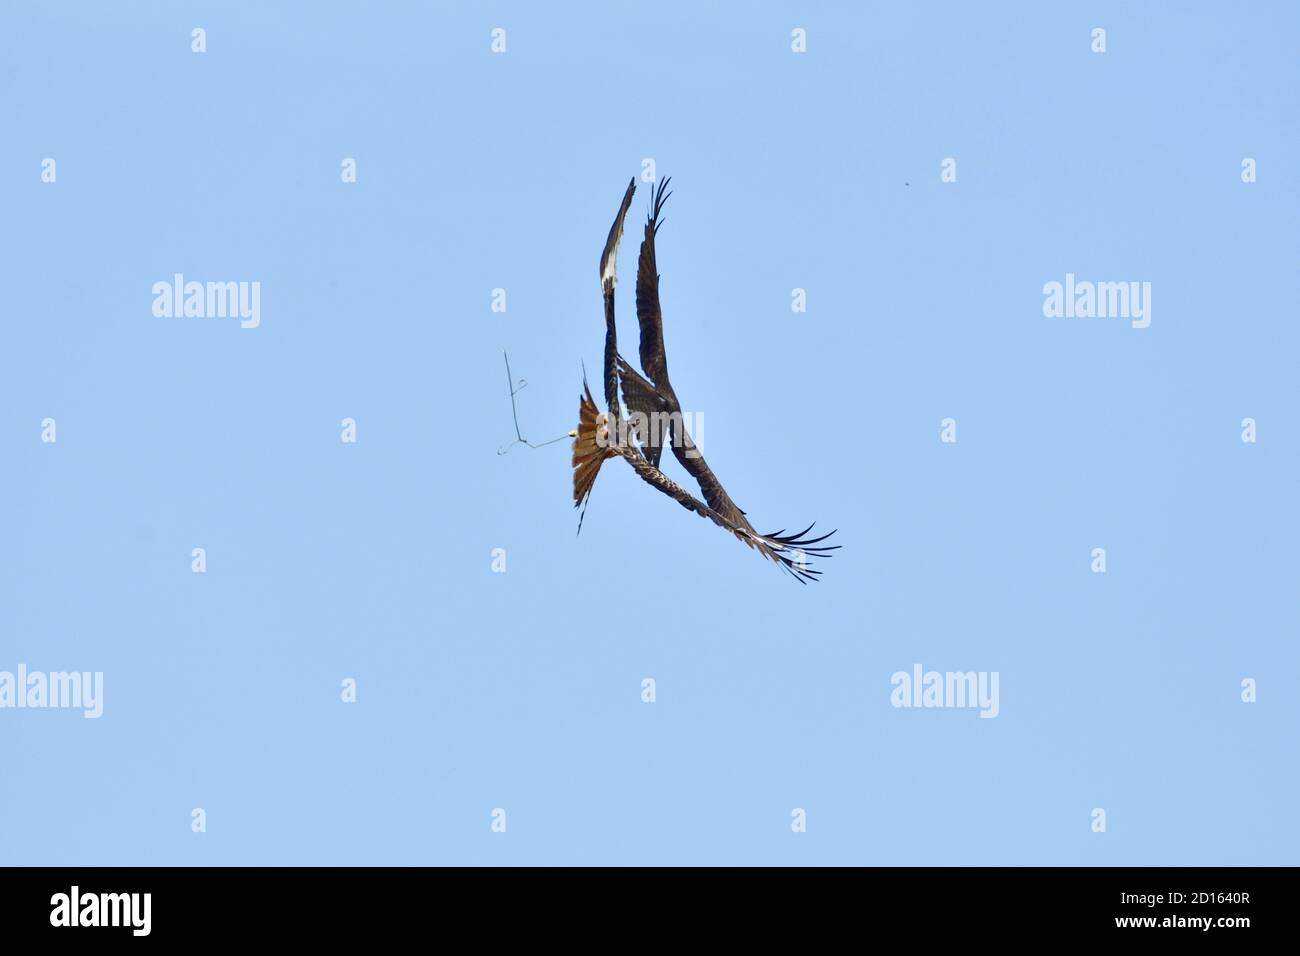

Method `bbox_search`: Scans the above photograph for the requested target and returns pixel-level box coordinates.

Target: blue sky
[2,1,1297,865]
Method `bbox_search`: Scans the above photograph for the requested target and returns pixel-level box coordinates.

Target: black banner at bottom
[0,866,1277,941]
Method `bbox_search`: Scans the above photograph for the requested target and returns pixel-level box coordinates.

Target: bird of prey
[571,177,838,582]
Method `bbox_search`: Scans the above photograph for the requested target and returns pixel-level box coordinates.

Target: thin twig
[497,350,571,455]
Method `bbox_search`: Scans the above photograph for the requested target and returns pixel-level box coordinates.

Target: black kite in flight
[572,177,838,582]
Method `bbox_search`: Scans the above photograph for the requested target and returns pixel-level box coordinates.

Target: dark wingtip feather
[648,177,672,227]
[755,523,841,583]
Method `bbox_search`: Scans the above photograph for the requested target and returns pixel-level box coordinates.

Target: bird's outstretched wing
[635,177,672,388]
[599,178,637,421]
[609,444,839,583]
[629,178,757,533]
